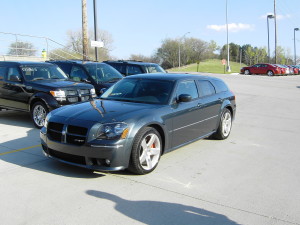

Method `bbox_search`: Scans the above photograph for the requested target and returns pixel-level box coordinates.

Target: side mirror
[100,88,107,95]
[10,75,22,82]
[178,94,192,103]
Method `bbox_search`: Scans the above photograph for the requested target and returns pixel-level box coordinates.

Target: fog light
[105,159,111,165]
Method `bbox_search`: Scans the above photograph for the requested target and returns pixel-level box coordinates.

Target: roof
[103,60,159,66]
[47,60,106,65]
[124,73,221,82]
[0,61,56,66]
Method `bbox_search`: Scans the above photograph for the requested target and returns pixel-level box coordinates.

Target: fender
[29,92,60,112]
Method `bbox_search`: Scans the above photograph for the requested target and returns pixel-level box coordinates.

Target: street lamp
[226,0,231,72]
[267,14,274,63]
[294,28,299,65]
[178,32,190,68]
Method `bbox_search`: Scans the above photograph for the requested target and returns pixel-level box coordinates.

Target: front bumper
[40,127,129,171]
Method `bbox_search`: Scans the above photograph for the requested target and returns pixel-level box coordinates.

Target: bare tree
[8,41,37,56]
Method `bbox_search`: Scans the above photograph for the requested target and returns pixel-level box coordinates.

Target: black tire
[128,127,162,175]
[31,101,49,129]
[244,70,250,75]
[213,108,232,140]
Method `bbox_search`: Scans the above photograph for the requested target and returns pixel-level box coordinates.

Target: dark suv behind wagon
[0,61,96,128]
[103,60,166,76]
[48,60,123,96]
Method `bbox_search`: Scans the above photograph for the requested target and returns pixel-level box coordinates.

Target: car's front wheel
[31,101,49,129]
[128,127,162,175]
[244,70,250,75]
[213,108,232,140]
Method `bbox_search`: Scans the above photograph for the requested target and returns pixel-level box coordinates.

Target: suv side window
[70,66,88,82]
[198,80,216,97]
[7,67,22,81]
[0,66,7,80]
[176,80,198,99]
[127,65,143,75]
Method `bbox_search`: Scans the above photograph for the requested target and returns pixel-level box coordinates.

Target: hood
[51,99,162,123]
[29,79,93,89]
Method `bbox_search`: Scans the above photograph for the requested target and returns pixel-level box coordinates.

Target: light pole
[226,0,231,72]
[274,0,277,63]
[294,28,299,65]
[178,32,190,68]
[267,15,274,63]
[93,0,98,61]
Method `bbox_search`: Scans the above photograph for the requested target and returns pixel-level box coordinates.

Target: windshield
[101,78,174,104]
[144,65,166,73]
[21,65,68,81]
[83,63,123,83]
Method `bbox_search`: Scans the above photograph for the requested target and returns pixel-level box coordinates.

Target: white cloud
[260,13,292,20]
[207,23,254,32]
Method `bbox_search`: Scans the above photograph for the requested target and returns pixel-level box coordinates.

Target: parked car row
[0,60,165,128]
[240,63,300,76]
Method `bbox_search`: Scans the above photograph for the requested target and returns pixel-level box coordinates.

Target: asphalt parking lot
[1,73,300,225]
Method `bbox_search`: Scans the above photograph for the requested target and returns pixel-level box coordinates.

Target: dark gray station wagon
[40,73,236,175]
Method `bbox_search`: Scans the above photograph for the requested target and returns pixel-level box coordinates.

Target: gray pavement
[1,73,300,225]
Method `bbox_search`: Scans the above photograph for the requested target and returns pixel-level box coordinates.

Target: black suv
[103,60,166,76]
[0,61,96,128]
[48,60,123,96]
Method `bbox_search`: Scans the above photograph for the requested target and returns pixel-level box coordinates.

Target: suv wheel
[31,101,49,129]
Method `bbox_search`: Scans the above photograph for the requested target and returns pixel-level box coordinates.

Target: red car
[240,63,282,76]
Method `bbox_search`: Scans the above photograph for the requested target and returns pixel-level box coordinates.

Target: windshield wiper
[31,77,45,81]
[107,78,122,83]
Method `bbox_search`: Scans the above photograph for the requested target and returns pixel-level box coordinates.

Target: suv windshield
[83,63,123,84]
[144,65,165,73]
[101,78,174,104]
[21,65,68,81]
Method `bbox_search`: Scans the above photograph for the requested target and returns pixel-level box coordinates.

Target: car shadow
[86,190,241,225]
[0,110,103,179]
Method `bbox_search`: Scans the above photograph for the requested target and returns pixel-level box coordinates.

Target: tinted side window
[0,66,7,80]
[109,63,126,75]
[127,65,143,75]
[211,80,228,93]
[7,67,22,81]
[70,66,88,82]
[56,63,72,76]
[176,80,198,99]
[198,80,216,97]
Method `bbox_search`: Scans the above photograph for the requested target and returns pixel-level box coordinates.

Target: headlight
[96,122,129,140]
[50,90,66,97]
[90,88,97,97]
[50,90,66,101]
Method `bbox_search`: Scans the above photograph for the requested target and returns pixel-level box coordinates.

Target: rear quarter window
[211,80,228,93]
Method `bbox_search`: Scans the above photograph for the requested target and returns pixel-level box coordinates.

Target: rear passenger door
[0,66,29,110]
[196,80,222,132]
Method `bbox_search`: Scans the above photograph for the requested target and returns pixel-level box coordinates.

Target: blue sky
[0,0,299,59]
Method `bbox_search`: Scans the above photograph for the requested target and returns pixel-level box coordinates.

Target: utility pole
[274,0,277,64]
[82,0,89,61]
[226,0,231,72]
[93,0,98,61]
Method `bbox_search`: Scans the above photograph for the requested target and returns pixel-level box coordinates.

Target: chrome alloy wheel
[33,104,47,127]
[139,133,161,171]
[222,111,232,137]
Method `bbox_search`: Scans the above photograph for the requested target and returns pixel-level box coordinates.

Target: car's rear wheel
[128,127,162,175]
[267,70,274,76]
[244,70,250,75]
[31,101,49,129]
[213,108,232,140]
